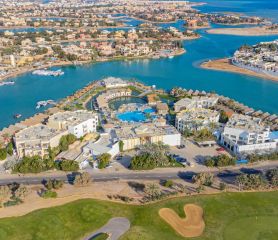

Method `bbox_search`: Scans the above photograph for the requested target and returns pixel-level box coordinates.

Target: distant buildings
[232,40,278,76]
[220,114,277,154]
[174,96,218,112]
[175,108,220,132]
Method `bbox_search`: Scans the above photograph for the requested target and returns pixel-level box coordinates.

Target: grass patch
[0,192,277,240]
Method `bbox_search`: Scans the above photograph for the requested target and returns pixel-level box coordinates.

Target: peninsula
[201,40,278,82]
[207,25,278,36]
[201,58,278,82]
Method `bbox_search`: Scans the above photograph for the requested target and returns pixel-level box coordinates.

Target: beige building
[174,96,218,112]
[14,124,67,158]
[96,88,132,110]
[114,123,181,151]
[156,102,169,115]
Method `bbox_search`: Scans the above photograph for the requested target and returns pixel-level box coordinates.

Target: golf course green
[0,191,277,240]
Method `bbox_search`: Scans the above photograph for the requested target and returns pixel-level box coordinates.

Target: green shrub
[97,153,111,169]
[3,197,22,207]
[0,148,7,160]
[59,134,77,152]
[164,180,173,188]
[13,156,54,173]
[6,142,13,156]
[45,179,63,190]
[219,182,227,191]
[41,190,57,199]
[204,155,236,167]
[56,160,79,172]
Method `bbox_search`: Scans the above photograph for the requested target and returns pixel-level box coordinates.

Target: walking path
[83,217,130,240]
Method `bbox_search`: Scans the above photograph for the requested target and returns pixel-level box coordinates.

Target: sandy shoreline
[206,26,278,36]
[200,58,278,82]
[0,48,186,83]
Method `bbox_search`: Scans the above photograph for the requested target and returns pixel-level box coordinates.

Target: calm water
[194,0,278,23]
[0,0,278,129]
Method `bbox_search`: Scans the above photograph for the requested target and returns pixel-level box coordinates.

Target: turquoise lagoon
[0,1,278,129]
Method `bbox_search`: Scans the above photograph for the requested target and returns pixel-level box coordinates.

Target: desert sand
[207,26,278,36]
[201,58,278,82]
[159,204,205,238]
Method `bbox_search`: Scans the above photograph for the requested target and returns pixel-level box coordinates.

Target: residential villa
[220,114,277,154]
[174,96,218,112]
[47,110,98,138]
[175,108,220,132]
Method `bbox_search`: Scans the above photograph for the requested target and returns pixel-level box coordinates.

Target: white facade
[101,77,128,89]
[220,114,277,154]
[82,133,119,158]
[47,110,98,138]
[67,118,97,138]
[175,108,220,132]
[174,96,218,112]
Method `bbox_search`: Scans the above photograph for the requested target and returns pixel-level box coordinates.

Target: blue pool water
[117,108,155,122]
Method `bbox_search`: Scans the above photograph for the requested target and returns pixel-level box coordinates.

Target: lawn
[0,192,277,240]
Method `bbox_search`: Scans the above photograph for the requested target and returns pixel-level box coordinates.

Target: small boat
[168,55,174,59]
[36,99,56,109]
[13,114,22,119]
[0,81,15,86]
[32,69,64,76]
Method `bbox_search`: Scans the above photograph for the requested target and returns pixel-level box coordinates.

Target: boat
[0,81,15,86]
[13,114,22,119]
[168,55,174,59]
[32,69,64,76]
[36,99,56,109]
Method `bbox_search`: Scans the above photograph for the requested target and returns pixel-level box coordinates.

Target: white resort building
[175,108,220,132]
[96,88,132,110]
[220,114,277,154]
[47,110,98,138]
[82,133,119,158]
[101,77,129,89]
[14,124,67,158]
[114,123,181,151]
[174,96,218,112]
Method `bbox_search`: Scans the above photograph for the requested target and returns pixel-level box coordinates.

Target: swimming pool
[117,108,156,122]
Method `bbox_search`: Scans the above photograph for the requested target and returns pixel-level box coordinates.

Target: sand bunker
[159,204,205,238]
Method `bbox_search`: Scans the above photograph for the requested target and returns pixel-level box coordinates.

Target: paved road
[83,217,130,240]
[0,162,277,186]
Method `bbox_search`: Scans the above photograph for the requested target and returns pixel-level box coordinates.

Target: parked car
[216,147,225,152]
[177,144,185,149]
[176,157,186,163]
